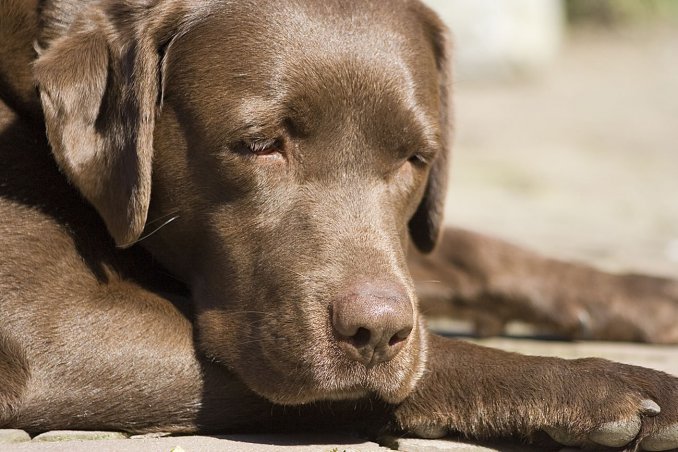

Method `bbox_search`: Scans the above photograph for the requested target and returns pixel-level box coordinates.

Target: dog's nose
[332,281,414,366]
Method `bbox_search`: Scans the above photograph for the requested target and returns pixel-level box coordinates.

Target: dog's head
[34,0,451,405]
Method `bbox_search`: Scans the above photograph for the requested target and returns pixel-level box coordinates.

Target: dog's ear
[408,5,452,253]
[34,6,162,248]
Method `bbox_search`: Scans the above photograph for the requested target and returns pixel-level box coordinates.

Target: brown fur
[1,1,677,450]
[412,229,678,343]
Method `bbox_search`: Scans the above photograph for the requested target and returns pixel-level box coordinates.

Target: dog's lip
[240,353,409,405]
[248,339,424,406]
[197,303,423,404]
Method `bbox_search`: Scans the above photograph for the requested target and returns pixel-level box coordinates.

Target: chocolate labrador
[1,0,677,450]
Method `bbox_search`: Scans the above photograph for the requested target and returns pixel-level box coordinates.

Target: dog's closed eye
[233,139,285,160]
[407,153,430,167]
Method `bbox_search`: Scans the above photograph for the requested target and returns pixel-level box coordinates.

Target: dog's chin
[234,319,429,406]
[242,370,417,406]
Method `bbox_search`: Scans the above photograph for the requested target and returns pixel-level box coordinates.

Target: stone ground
[446,25,678,277]
[2,25,677,452]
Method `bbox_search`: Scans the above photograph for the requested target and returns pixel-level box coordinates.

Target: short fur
[1,1,677,450]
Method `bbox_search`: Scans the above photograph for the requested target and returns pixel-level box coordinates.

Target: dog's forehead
[179,0,426,51]
[170,1,435,88]
[166,0,441,152]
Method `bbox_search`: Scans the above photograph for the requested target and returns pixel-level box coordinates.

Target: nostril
[350,327,371,348]
[332,280,414,364]
[388,327,412,347]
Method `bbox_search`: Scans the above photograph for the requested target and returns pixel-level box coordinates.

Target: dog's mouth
[246,318,428,405]
[197,309,428,405]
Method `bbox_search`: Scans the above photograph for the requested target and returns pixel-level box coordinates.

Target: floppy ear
[34,6,160,248]
[408,6,452,254]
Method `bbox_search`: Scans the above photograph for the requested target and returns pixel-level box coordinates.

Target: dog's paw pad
[412,424,448,439]
[545,398,666,448]
[543,427,581,447]
[588,417,641,447]
[641,424,678,451]
[545,417,642,449]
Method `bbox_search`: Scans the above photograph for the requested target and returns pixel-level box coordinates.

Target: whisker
[119,215,180,248]
[146,210,181,225]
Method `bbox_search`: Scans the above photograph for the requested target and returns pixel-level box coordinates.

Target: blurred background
[423,0,678,277]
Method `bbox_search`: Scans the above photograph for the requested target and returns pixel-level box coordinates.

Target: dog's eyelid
[230,137,286,159]
[408,153,429,166]
[406,146,438,167]
[250,138,283,155]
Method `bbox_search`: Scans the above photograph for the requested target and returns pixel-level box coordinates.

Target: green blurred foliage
[566,0,678,25]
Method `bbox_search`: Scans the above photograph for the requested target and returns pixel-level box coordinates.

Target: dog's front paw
[394,338,678,451]
[543,399,675,450]
[493,271,678,344]
[540,358,678,450]
[515,272,678,344]
[584,273,678,344]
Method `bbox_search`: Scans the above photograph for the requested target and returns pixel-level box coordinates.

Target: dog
[1,0,677,450]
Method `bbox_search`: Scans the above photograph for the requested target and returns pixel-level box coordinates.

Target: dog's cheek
[193,310,241,366]
[194,308,316,402]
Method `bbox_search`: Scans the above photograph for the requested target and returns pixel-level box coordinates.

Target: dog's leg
[0,279,279,434]
[410,227,678,342]
[391,333,678,450]
[0,334,30,427]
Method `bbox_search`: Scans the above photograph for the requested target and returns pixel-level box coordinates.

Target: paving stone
[0,429,31,443]
[398,438,495,452]
[396,437,541,452]
[7,434,388,451]
[129,432,172,439]
[31,431,128,442]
